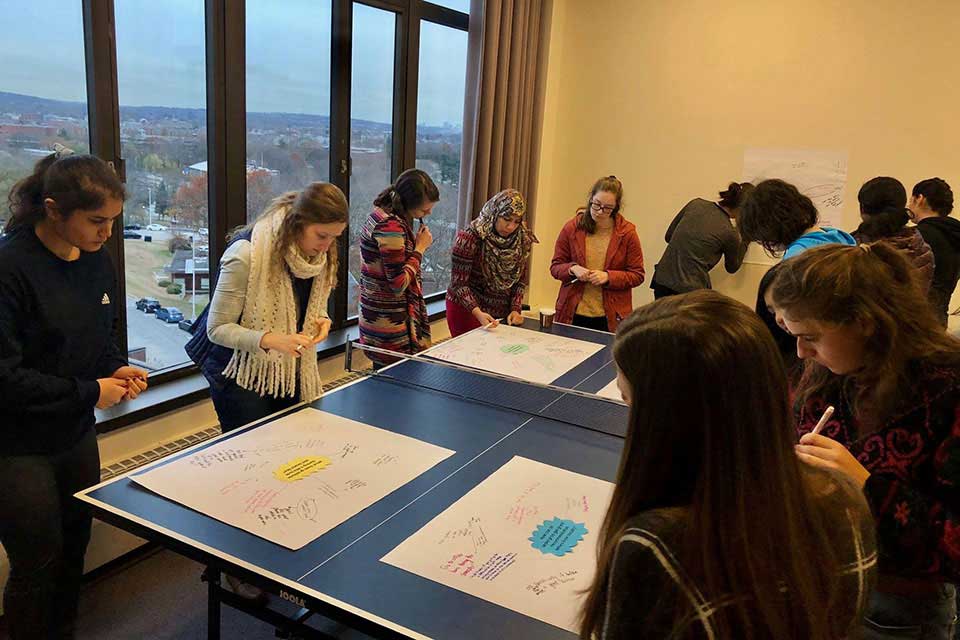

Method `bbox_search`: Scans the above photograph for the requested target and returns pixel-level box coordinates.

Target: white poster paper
[382,456,614,633]
[742,147,849,265]
[596,378,621,401]
[426,324,604,385]
[132,408,455,550]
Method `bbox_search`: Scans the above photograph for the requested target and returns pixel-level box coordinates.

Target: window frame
[75,0,469,392]
[346,0,469,316]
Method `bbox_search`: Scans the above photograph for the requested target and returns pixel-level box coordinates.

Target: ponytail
[857,177,909,239]
[718,181,754,210]
[373,168,440,229]
[857,207,910,239]
[6,151,125,234]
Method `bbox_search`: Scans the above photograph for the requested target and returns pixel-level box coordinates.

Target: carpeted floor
[0,547,372,639]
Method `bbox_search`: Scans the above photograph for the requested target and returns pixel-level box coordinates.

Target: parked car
[146,223,167,232]
[122,231,142,239]
[135,297,161,313]
[178,318,194,332]
[155,307,184,323]
[124,224,142,230]
[197,227,208,236]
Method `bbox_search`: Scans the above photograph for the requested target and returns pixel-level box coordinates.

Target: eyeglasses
[590,201,615,214]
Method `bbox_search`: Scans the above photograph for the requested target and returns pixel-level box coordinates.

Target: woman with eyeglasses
[549,175,644,332]
[358,169,439,365]
[445,189,537,337]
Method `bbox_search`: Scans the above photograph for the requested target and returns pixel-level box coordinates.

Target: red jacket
[549,213,645,331]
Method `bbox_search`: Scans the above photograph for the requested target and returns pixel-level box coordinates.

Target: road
[126,296,194,371]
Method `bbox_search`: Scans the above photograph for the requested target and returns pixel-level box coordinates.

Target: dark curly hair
[738,179,819,255]
[912,177,954,216]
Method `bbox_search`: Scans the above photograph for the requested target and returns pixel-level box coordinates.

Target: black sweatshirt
[917,216,960,326]
[0,227,127,455]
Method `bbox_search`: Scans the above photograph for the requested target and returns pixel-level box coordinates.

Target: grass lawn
[123,239,209,316]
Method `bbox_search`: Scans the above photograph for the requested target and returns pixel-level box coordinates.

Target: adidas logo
[101,293,110,305]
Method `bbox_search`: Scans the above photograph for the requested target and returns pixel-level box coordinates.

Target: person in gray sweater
[651,182,752,298]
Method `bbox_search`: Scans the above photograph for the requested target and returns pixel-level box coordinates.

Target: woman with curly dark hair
[741,179,856,370]
[739,178,855,259]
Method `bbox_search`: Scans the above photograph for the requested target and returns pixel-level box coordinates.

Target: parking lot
[126,296,195,371]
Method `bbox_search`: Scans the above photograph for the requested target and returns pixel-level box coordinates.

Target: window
[4,0,471,408]
[115,1,210,372]
[246,0,332,223]
[0,1,90,231]
[415,19,468,299]
[348,3,398,317]
[426,0,470,12]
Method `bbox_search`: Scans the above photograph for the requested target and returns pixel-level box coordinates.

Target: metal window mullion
[83,0,127,357]
[205,0,246,289]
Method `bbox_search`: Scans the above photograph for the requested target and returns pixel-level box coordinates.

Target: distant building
[183,160,208,176]
[167,249,210,293]
[183,160,278,177]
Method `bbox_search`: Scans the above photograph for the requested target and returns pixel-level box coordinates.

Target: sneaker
[223,573,269,606]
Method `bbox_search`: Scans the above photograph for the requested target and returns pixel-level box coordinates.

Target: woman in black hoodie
[911,178,960,327]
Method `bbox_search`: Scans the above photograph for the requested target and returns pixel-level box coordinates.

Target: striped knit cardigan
[358,207,431,364]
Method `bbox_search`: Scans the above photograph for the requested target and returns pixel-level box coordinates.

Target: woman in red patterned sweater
[772,242,960,640]
[445,189,537,337]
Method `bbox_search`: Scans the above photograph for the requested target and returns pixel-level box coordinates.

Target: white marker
[810,405,835,436]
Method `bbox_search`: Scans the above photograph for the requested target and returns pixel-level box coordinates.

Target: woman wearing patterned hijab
[445,189,538,337]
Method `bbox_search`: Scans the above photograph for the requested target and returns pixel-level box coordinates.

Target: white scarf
[222,209,331,401]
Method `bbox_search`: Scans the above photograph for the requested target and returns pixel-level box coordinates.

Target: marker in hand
[482,318,502,330]
[295,327,325,353]
[810,405,835,436]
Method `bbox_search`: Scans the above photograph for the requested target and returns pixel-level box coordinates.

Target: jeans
[207,372,300,433]
[0,428,100,640]
[862,585,958,640]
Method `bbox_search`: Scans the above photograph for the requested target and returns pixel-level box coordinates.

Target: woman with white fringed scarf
[186,182,348,433]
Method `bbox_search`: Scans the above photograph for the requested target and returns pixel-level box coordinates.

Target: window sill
[95,299,448,435]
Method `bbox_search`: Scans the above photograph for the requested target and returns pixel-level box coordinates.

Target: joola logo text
[280,590,305,607]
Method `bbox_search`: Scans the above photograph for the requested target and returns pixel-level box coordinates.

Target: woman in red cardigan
[549,176,645,332]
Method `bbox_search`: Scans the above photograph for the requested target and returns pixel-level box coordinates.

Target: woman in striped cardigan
[358,169,439,365]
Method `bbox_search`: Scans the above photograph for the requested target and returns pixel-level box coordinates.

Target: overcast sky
[0,0,467,127]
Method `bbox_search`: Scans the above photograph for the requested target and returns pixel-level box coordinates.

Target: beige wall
[529,0,960,311]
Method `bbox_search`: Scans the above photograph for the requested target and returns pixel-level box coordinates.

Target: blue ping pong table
[76,319,627,639]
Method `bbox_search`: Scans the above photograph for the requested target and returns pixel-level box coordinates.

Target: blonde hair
[232,182,348,288]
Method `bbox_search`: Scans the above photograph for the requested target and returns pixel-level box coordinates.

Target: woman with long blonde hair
[187,182,348,432]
